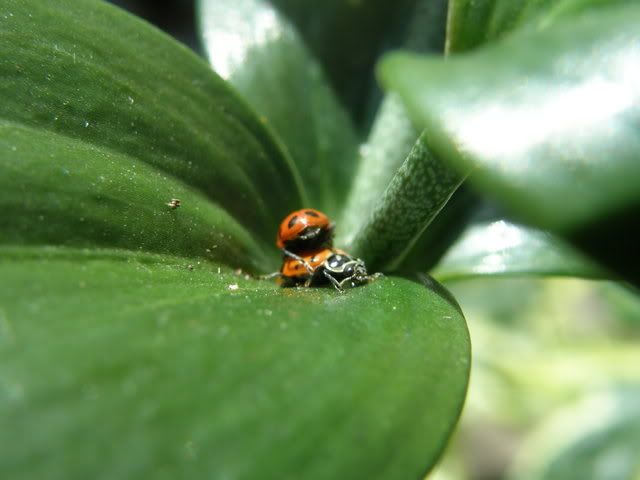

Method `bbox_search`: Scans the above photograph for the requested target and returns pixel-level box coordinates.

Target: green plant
[0,0,638,479]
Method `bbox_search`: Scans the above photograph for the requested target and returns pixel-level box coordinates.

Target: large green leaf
[0,247,470,480]
[432,221,606,282]
[197,0,359,216]
[0,0,305,245]
[380,5,640,281]
[0,0,472,478]
[0,121,272,271]
[508,388,640,480]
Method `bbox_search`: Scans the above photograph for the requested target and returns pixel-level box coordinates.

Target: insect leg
[282,248,314,275]
[259,271,282,280]
[323,270,344,293]
[337,275,358,290]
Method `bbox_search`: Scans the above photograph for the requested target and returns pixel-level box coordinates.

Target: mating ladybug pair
[268,209,379,292]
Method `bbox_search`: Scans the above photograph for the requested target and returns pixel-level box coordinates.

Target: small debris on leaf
[167,198,181,209]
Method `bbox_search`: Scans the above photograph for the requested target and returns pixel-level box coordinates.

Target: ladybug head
[276,208,334,250]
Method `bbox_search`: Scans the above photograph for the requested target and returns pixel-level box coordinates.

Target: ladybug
[320,252,378,291]
[279,248,379,292]
[276,208,334,252]
[279,248,337,287]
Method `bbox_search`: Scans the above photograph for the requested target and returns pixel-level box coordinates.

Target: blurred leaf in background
[431,277,640,480]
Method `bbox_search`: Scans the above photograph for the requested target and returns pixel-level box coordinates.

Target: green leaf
[402,0,449,54]
[197,0,359,216]
[446,0,553,53]
[432,220,607,282]
[392,188,478,274]
[380,5,640,278]
[348,135,463,271]
[0,121,273,271]
[0,247,470,480]
[265,0,421,122]
[0,1,472,477]
[508,388,640,480]
[0,0,305,246]
[339,0,450,246]
[339,94,419,246]
[446,0,632,53]
[340,101,472,274]
[349,134,463,271]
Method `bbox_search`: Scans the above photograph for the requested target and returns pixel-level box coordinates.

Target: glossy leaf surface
[0,0,304,245]
[380,5,640,235]
[432,221,606,283]
[198,0,359,215]
[0,121,272,272]
[0,247,470,480]
[0,0,472,478]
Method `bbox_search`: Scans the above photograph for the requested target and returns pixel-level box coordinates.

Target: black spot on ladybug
[287,215,299,228]
[305,210,320,217]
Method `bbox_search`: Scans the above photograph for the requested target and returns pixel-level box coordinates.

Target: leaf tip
[376,51,414,92]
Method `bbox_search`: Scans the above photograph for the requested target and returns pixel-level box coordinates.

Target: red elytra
[280,248,334,278]
[280,248,345,279]
[276,208,333,249]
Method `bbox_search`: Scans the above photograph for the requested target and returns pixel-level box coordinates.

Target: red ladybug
[276,209,334,251]
[279,248,379,292]
[280,248,337,286]
[263,208,380,291]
